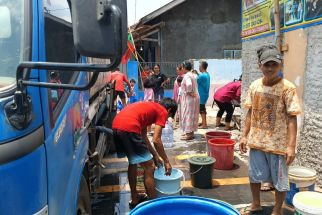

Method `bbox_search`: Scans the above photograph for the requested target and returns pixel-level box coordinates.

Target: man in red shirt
[112,98,177,208]
[107,68,131,106]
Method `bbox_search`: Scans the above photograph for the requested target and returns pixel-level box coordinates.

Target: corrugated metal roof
[132,0,186,28]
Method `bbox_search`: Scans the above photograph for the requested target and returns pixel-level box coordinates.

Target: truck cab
[0,0,127,214]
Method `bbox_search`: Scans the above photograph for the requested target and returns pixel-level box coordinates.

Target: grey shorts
[113,130,153,165]
[249,149,289,192]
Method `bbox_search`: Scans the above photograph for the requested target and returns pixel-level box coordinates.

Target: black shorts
[200,104,207,114]
[114,90,126,99]
[113,130,152,164]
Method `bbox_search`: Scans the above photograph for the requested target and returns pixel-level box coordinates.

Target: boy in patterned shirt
[240,45,301,215]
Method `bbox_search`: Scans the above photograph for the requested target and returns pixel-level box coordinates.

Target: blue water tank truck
[0,0,127,214]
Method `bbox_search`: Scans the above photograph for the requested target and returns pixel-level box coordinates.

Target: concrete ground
[92,106,295,215]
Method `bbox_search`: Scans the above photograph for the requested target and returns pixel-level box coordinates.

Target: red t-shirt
[107,71,128,92]
[214,81,241,103]
[112,102,168,134]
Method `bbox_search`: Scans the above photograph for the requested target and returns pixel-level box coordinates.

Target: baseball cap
[259,48,282,64]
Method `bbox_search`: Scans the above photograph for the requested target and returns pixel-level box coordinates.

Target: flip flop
[216,123,225,127]
[260,184,275,192]
[180,134,194,141]
[239,206,263,215]
[224,127,234,131]
[129,193,149,209]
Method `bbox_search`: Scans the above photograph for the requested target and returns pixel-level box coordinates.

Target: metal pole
[274,0,281,51]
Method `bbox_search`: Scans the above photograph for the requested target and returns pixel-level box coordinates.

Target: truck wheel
[77,176,92,215]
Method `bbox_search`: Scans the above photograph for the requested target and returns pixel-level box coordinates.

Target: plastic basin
[130,196,240,215]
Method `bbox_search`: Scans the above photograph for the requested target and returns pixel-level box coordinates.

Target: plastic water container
[208,138,236,170]
[154,166,184,197]
[285,166,317,206]
[130,196,240,215]
[205,131,232,143]
[116,100,123,112]
[293,191,322,215]
[205,131,232,151]
[188,156,215,189]
[161,119,174,148]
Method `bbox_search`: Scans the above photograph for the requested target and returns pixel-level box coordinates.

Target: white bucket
[289,166,317,187]
[286,166,317,206]
[293,191,322,215]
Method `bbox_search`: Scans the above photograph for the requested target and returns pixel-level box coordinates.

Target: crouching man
[112,98,177,208]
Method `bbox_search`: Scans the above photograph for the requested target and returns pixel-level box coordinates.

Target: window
[234,50,242,59]
[43,0,79,112]
[0,0,30,93]
[224,50,242,59]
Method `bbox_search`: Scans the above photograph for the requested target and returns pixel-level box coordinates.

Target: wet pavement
[92,107,295,215]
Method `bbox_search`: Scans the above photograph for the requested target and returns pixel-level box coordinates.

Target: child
[176,76,183,103]
[143,72,156,134]
[239,45,301,215]
[143,72,156,102]
[127,79,137,104]
[174,76,183,127]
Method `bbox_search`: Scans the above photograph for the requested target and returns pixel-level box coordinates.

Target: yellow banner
[242,2,270,37]
[242,0,322,38]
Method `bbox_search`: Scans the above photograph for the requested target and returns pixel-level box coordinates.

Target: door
[39,0,89,213]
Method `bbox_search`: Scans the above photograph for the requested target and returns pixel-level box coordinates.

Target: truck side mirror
[70,0,127,59]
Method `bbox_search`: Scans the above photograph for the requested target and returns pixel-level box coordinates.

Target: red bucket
[205,131,231,143]
[208,138,236,170]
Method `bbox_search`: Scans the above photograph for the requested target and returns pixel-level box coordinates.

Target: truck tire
[77,176,92,215]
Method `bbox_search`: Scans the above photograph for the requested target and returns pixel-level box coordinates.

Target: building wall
[241,25,322,186]
[155,0,241,62]
[295,25,322,186]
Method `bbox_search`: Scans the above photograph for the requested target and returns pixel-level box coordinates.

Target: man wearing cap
[239,45,301,215]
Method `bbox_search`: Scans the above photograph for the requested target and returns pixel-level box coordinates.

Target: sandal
[260,183,275,192]
[239,205,263,215]
[198,126,208,129]
[180,134,194,140]
[224,127,234,131]
[129,193,149,209]
[216,123,225,127]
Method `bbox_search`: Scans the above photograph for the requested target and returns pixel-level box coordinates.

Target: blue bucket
[130,196,239,215]
[154,167,184,197]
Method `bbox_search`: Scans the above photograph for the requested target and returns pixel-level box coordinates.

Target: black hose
[95,126,113,136]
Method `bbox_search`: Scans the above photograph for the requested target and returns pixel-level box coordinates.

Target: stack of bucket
[205,131,235,170]
[286,166,317,206]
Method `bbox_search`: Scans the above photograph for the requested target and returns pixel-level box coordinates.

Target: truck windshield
[0,0,27,91]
